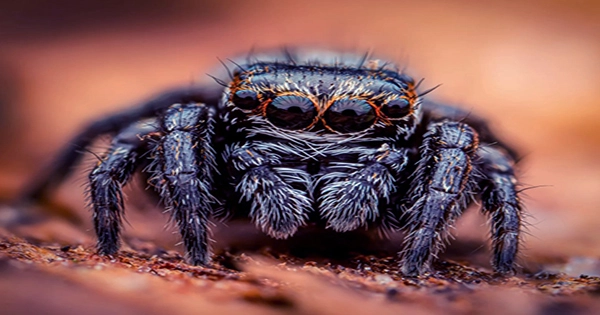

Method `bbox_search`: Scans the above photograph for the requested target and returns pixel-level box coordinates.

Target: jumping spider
[21,50,522,276]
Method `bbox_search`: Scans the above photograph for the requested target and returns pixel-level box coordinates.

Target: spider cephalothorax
[21,50,523,276]
[224,61,420,136]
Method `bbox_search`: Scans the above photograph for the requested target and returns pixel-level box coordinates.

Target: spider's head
[222,55,422,142]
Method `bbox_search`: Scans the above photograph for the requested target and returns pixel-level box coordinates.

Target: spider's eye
[233,89,261,110]
[266,95,317,130]
[381,98,411,118]
[324,98,376,133]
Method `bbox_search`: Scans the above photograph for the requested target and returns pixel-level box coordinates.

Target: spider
[20,50,522,276]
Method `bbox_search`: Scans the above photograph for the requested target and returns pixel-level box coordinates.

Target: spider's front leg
[228,143,311,239]
[151,103,217,265]
[400,121,478,276]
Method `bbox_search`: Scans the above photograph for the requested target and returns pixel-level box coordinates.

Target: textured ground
[2,218,600,315]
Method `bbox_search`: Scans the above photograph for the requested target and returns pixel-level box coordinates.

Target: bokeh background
[1,0,599,273]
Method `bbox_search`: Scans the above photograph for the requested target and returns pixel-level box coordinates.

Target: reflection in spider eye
[233,89,261,110]
[324,98,376,133]
[266,95,317,130]
[382,98,411,118]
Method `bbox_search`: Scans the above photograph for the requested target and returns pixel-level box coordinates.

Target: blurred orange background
[1,0,599,266]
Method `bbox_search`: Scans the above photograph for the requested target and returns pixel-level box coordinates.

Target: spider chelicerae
[21,50,522,276]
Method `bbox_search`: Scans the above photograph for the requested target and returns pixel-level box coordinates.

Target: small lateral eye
[266,95,317,130]
[324,98,376,133]
[232,89,261,110]
[381,98,411,118]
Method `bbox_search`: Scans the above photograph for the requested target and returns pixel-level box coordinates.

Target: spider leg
[229,143,311,239]
[19,86,216,202]
[400,121,478,276]
[319,145,410,232]
[421,100,518,160]
[89,119,158,256]
[476,145,522,274]
[150,103,217,266]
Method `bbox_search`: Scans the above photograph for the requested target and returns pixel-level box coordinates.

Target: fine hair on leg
[400,121,478,276]
[149,103,217,265]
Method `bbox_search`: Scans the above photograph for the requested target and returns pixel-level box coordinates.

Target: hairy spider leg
[19,86,217,202]
[421,100,519,160]
[149,103,217,265]
[477,145,522,274]
[89,120,158,256]
[400,121,478,276]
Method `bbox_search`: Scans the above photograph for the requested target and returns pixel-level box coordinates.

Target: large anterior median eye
[324,98,376,133]
[232,89,261,110]
[381,98,411,118]
[266,95,317,130]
